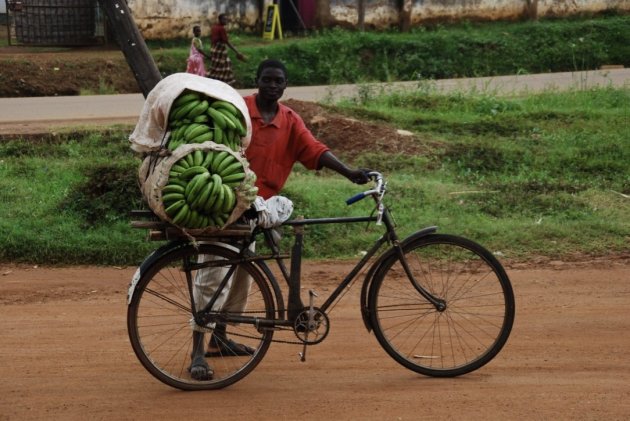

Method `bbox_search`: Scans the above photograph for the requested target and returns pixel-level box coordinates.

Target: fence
[5,0,105,46]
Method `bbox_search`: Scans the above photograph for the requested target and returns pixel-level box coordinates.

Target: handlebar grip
[346,192,365,205]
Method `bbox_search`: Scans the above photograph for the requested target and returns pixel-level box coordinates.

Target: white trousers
[193,242,255,319]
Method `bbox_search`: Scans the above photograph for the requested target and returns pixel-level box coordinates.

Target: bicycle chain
[226,327,316,345]
[214,305,336,346]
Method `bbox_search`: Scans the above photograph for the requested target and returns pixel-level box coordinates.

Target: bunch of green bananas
[167,90,247,152]
[162,149,257,229]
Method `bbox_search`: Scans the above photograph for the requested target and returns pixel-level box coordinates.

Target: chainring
[293,307,330,345]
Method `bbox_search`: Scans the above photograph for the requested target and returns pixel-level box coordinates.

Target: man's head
[255,59,288,103]
[255,59,287,80]
[218,14,228,25]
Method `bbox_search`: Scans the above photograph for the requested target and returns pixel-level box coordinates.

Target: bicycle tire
[127,243,275,390]
[368,233,515,377]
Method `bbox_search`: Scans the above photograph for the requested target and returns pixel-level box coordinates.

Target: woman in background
[208,14,247,86]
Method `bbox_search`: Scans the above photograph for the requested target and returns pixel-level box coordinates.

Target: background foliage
[148,14,630,88]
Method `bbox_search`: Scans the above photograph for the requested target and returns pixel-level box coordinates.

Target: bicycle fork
[382,212,446,312]
[393,242,446,312]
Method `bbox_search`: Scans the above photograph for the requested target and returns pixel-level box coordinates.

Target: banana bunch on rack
[161,148,258,229]
[167,90,247,152]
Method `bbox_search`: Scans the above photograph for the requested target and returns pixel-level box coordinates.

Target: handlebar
[345,171,386,224]
[345,172,385,205]
[345,192,367,205]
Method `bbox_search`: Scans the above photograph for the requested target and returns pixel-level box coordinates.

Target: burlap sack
[129,73,252,153]
[132,73,257,233]
[139,142,257,234]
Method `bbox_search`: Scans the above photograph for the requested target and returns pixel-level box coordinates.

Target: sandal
[206,337,255,357]
[188,356,214,380]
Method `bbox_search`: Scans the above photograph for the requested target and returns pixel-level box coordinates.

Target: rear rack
[130,209,252,242]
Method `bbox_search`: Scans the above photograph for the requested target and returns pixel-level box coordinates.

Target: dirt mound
[283,99,430,162]
[0,47,138,97]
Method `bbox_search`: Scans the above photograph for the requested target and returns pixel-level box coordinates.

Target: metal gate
[5,0,105,46]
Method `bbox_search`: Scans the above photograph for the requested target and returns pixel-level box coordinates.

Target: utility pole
[100,0,162,97]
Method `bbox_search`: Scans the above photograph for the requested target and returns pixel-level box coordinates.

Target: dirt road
[1,259,629,420]
[1,68,628,136]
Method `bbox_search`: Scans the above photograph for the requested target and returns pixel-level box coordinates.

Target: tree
[314,0,331,28]
[525,0,538,20]
[399,0,412,32]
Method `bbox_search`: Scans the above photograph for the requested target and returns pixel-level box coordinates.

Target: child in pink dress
[186,25,210,76]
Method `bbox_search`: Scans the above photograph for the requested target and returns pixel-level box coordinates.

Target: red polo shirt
[244,94,330,199]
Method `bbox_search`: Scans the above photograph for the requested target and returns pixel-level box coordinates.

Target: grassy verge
[0,87,628,265]
[0,130,152,264]
[331,85,630,259]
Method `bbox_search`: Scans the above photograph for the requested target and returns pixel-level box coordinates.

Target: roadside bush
[61,161,142,227]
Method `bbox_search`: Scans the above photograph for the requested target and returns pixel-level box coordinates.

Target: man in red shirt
[208,13,246,86]
[244,59,369,198]
[189,59,370,381]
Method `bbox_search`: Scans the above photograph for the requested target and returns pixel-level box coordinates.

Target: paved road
[0,68,628,135]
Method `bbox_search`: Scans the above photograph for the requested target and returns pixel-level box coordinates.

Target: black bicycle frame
[188,203,443,329]
[281,214,385,314]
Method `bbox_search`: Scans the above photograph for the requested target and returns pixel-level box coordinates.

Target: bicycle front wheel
[127,243,275,390]
[368,234,514,377]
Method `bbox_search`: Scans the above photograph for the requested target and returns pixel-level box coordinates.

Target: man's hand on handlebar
[347,168,374,185]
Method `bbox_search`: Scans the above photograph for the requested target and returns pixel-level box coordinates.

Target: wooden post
[100,0,162,97]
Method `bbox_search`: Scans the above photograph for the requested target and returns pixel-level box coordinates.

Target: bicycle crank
[295,290,330,361]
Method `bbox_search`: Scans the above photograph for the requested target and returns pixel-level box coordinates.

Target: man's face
[256,67,287,102]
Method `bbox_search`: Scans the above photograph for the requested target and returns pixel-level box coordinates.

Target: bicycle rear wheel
[368,234,514,377]
[127,243,275,390]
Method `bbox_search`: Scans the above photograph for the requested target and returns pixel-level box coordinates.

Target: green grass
[330,85,629,259]
[0,131,151,264]
[79,78,119,95]
[0,87,628,265]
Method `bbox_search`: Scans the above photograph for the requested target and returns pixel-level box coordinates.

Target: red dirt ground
[1,259,630,419]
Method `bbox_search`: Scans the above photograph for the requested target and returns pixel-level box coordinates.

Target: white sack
[129,73,252,153]
[253,196,294,228]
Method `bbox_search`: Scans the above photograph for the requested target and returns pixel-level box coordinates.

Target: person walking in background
[208,14,247,86]
[186,25,210,76]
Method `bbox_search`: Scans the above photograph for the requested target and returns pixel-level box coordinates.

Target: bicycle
[127,172,515,390]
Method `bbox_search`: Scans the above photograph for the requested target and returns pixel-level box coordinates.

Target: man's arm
[318,151,370,184]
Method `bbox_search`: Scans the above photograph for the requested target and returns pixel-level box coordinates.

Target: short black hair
[256,59,287,80]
